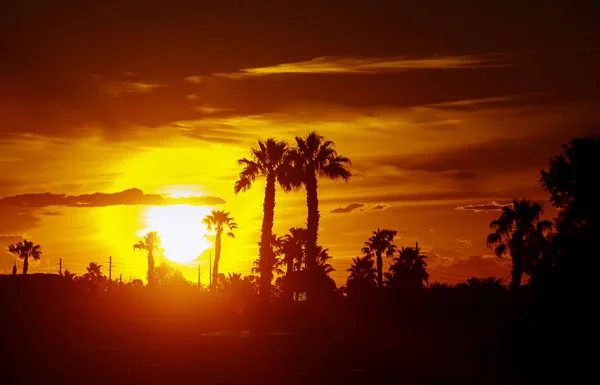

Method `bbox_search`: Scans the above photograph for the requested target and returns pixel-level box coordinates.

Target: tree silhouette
[540,137,600,283]
[234,138,297,302]
[362,229,398,288]
[315,246,334,275]
[386,245,429,290]
[83,262,105,282]
[278,227,307,276]
[133,231,163,286]
[8,239,42,275]
[203,210,237,294]
[486,199,552,290]
[345,256,377,297]
[290,132,351,299]
[63,269,76,281]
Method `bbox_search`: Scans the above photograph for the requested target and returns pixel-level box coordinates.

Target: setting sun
[141,205,213,264]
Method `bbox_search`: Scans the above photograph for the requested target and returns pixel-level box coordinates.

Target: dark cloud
[323,190,517,205]
[40,211,62,216]
[1,1,599,141]
[0,188,225,208]
[379,130,600,178]
[372,204,390,210]
[455,201,509,212]
[330,203,364,214]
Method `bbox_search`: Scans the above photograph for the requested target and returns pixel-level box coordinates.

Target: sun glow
[141,205,213,264]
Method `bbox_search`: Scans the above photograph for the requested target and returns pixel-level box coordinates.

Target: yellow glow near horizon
[141,205,213,264]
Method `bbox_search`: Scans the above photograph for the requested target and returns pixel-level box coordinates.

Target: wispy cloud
[0,188,225,208]
[417,93,547,110]
[455,201,509,212]
[39,211,62,216]
[96,77,166,97]
[451,239,472,249]
[372,203,390,210]
[208,54,507,79]
[330,203,364,214]
[184,75,207,84]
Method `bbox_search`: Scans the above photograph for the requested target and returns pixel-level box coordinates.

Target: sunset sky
[1,1,599,285]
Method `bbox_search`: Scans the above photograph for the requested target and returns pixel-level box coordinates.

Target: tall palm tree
[8,239,42,275]
[291,132,351,298]
[486,198,553,290]
[133,231,163,286]
[386,245,429,290]
[203,210,237,293]
[234,138,298,301]
[362,229,398,287]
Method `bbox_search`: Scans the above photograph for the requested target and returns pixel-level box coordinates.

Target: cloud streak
[372,204,390,210]
[330,203,364,214]
[210,54,507,79]
[455,201,509,212]
[0,188,225,208]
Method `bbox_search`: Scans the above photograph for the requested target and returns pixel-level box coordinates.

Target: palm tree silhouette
[83,262,104,281]
[486,198,552,290]
[8,239,42,275]
[345,256,377,296]
[234,138,297,301]
[362,229,398,287]
[290,132,351,299]
[315,246,334,275]
[63,269,76,281]
[203,210,237,294]
[278,227,307,276]
[133,231,163,286]
[387,245,429,290]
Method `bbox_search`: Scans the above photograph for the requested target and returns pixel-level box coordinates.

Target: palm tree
[362,229,398,287]
[315,246,334,275]
[8,239,42,275]
[279,227,307,276]
[386,244,429,290]
[63,269,76,281]
[234,138,298,301]
[83,262,104,281]
[291,132,351,299]
[345,256,377,297]
[486,198,553,290]
[203,210,237,293]
[133,231,163,285]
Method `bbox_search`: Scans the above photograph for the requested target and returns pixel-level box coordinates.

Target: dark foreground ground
[0,275,565,385]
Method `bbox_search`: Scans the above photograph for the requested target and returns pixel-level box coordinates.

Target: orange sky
[1,1,599,285]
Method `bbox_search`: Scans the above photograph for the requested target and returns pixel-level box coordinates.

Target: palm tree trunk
[510,254,523,290]
[283,256,293,301]
[376,252,383,288]
[259,174,276,303]
[212,230,222,294]
[22,256,28,275]
[305,174,319,301]
[147,250,155,285]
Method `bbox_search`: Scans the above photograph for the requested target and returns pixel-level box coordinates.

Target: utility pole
[109,256,112,281]
[58,258,62,276]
